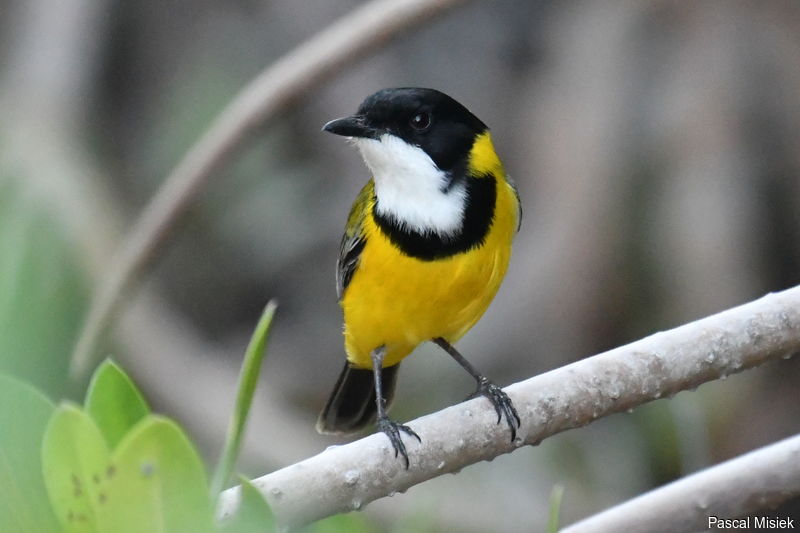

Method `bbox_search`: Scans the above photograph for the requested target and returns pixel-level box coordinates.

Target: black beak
[322,115,378,139]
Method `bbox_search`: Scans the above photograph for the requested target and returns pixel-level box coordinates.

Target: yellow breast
[341,136,518,368]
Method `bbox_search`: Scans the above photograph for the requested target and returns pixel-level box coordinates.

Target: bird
[317,87,521,468]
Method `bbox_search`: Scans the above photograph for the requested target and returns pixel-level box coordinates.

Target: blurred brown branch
[69,0,475,379]
[217,285,800,529]
[562,433,800,533]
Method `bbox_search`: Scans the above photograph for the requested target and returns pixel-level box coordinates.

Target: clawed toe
[377,417,420,469]
[475,378,521,441]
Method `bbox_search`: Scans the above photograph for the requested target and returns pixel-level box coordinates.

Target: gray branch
[216,285,800,528]
[562,434,800,533]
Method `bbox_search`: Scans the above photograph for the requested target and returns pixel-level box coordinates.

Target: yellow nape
[468,132,505,178]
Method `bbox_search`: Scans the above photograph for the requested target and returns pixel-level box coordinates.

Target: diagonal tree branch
[69,0,475,380]
[562,433,800,533]
[216,285,800,528]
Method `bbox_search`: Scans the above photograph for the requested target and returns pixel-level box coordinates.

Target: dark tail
[316,363,399,434]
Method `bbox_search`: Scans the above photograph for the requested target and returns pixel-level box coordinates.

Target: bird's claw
[377,417,420,469]
[472,378,521,442]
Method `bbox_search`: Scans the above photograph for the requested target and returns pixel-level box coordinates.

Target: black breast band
[372,174,497,261]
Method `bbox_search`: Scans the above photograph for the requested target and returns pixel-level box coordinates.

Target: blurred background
[1,0,799,530]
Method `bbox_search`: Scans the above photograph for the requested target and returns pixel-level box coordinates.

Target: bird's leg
[432,337,521,441]
[371,346,420,469]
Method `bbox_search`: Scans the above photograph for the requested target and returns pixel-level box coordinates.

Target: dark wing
[505,174,522,233]
[336,181,374,300]
[337,234,365,300]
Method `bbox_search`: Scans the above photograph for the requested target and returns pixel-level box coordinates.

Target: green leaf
[41,403,112,532]
[219,478,274,533]
[0,181,88,395]
[211,301,277,497]
[85,360,150,449]
[547,483,565,533]
[0,374,59,533]
[103,416,215,533]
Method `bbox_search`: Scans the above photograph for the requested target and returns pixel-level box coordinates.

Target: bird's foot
[376,416,421,469]
[471,377,521,442]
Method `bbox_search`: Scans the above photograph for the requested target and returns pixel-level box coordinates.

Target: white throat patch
[354,134,466,236]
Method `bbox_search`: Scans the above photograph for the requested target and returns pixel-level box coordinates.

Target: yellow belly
[341,181,518,368]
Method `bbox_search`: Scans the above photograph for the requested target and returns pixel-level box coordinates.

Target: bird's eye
[410,112,431,131]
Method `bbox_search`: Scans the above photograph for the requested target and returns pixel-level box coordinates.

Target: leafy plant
[211,301,277,498]
[0,303,382,532]
[218,479,273,533]
[39,362,216,532]
[1,307,277,532]
[0,181,88,396]
[0,374,59,532]
[547,484,565,533]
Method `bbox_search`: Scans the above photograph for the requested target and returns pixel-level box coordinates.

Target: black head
[323,88,488,172]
